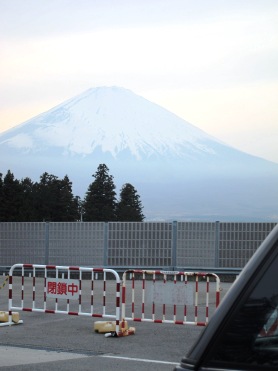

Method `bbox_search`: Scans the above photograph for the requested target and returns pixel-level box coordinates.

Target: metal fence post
[44,222,49,265]
[103,222,108,266]
[172,221,177,270]
[214,221,220,268]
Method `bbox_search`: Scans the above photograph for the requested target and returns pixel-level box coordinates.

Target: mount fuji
[0,86,277,221]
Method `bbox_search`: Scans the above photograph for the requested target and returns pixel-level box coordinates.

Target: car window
[204,245,278,369]
[259,308,278,338]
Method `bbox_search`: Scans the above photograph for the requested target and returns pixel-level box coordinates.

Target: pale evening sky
[1,0,278,163]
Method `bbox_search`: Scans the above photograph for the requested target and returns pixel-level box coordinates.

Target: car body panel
[175,223,278,370]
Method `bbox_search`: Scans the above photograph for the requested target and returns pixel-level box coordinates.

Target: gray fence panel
[176,222,216,268]
[0,222,46,265]
[48,222,105,266]
[107,222,172,267]
[219,222,276,268]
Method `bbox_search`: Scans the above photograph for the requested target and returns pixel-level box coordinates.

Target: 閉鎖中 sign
[46,278,79,300]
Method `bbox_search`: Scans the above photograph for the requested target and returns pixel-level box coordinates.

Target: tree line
[0,164,144,222]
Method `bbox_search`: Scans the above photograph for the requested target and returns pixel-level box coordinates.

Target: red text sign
[46,278,79,300]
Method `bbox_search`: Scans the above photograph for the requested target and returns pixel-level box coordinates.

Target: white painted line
[0,346,89,367]
[101,354,179,366]
[0,345,180,367]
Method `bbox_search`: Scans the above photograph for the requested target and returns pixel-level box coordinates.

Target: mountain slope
[0,86,223,158]
[0,86,277,221]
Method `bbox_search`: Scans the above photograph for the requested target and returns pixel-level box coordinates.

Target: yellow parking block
[94,320,129,333]
[0,311,20,323]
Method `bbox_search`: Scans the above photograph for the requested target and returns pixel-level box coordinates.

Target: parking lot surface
[0,276,232,370]
[0,313,204,370]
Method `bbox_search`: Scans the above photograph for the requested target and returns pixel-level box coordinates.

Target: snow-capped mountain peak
[0,86,219,160]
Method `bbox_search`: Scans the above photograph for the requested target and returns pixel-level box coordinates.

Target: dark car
[175,223,278,371]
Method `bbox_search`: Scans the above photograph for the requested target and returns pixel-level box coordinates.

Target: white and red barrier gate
[1,264,121,333]
[1,265,221,334]
[121,270,221,326]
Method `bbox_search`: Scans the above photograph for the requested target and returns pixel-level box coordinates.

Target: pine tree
[1,170,22,221]
[18,177,36,221]
[53,175,77,221]
[34,172,79,221]
[116,183,145,221]
[83,164,117,221]
[33,172,57,221]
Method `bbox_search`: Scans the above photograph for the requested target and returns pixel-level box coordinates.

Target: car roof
[180,223,278,369]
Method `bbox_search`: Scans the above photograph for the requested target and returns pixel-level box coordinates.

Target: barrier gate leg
[0,273,23,327]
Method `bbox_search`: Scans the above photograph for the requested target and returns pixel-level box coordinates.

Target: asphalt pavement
[0,275,232,370]
[0,312,203,370]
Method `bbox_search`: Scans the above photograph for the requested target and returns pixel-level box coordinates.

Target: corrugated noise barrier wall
[0,221,276,270]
